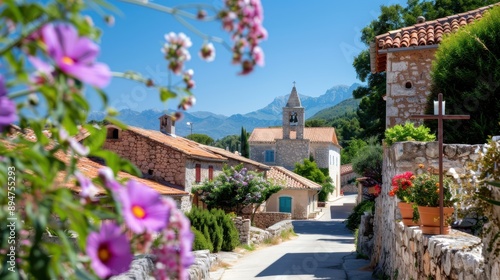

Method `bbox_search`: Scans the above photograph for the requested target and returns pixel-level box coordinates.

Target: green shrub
[187,207,239,252]
[211,208,239,251]
[384,122,435,146]
[345,200,374,232]
[192,227,212,251]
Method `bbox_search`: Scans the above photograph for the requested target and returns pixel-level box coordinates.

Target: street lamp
[186,122,193,135]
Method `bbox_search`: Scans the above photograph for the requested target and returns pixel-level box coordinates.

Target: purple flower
[0,75,18,132]
[59,128,89,156]
[34,23,111,88]
[120,180,171,233]
[75,171,99,200]
[86,222,132,278]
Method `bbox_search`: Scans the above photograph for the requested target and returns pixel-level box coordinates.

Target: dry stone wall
[232,217,250,246]
[251,212,291,229]
[369,141,500,279]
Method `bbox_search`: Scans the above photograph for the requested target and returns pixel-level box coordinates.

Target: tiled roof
[4,127,188,196]
[266,166,322,190]
[248,127,340,146]
[65,157,188,196]
[372,3,499,73]
[126,126,226,161]
[201,145,271,170]
[340,164,354,175]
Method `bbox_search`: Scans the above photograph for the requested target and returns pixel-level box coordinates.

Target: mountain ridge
[88,83,361,139]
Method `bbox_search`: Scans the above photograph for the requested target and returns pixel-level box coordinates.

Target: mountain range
[88,83,361,139]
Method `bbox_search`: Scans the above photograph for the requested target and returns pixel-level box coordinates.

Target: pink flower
[252,46,264,66]
[86,222,132,278]
[75,171,99,200]
[162,32,192,75]
[0,75,18,132]
[59,128,89,156]
[33,23,111,88]
[98,167,122,192]
[199,43,216,62]
[120,180,171,233]
[153,198,194,280]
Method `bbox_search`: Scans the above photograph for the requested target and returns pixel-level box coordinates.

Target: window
[208,165,213,181]
[106,128,119,139]
[195,164,201,183]
[265,150,275,162]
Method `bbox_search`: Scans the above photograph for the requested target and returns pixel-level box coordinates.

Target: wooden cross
[410,93,469,234]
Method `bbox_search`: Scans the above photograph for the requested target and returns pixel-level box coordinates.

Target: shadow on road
[255,252,349,279]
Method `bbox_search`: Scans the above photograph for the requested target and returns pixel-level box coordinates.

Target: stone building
[370,3,499,128]
[103,115,227,212]
[248,86,342,199]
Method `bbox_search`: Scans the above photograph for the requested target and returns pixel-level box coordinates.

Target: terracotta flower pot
[397,202,419,226]
[417,206,454,235]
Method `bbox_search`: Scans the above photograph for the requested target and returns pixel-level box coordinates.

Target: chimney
[159,114,175,136]
[417,16,425,23]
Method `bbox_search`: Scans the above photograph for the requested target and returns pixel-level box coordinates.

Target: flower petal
[59,61,111,88]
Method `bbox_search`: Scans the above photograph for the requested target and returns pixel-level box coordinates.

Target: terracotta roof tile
[126,126,226,161]
[64,157,188,196]
[340,164,354,175]
[201,145,270,170]
[4,128,188,197]
[266,166,322,190]
[372,3,499,72]
[248,127,340,146]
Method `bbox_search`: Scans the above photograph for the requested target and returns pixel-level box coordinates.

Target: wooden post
[410,93,469,234]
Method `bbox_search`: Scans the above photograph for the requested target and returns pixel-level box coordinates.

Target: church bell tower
[282,84,305,139]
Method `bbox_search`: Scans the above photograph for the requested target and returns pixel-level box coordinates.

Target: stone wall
[104,129,187,186]
[251,212,292,229]
[385,49,436,128]
[110,251,217,280]
[370,141,500,279]
[232,217,250,246]
[275,139,310,171]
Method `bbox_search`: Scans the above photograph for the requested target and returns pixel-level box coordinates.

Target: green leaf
[485,181,500,188]
[159,87,177,102]
[104,116,127,130]
[478,195,500,206]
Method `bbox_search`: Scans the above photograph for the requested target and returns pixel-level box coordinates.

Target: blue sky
[88,0,406,116]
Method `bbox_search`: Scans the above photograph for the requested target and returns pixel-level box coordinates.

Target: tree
[341,138,368,165]
[353,0,498,140]
[427,5,500,144]
[192,164,282,215]
[240,127,249,158]
[351,137,383,183]
[187,133,214,145]
[294,159,334,202]
[213,134,240,152]
[305,119,328,127]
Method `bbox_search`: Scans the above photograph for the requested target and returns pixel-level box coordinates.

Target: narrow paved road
[219,195,360,280]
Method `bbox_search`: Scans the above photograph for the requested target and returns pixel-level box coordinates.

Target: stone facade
[275,139,310,170]
[103,126,224,212]
[369,141,500,279]
[385,49,436,128]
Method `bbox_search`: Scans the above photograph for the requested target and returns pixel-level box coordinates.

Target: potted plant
[389,171,419,226]
[410,165,456,234]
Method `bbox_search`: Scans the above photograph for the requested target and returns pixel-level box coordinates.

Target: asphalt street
[217,194,373,280]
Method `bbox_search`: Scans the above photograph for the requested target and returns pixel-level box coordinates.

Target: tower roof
[286,86,302,107]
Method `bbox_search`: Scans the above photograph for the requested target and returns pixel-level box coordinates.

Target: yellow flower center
[98,246,111,263]
[132,205,146,219]
[62,56,75,65]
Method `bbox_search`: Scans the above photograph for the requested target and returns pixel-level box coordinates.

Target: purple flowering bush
[0,0,266,279]
[193,164,282,215]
